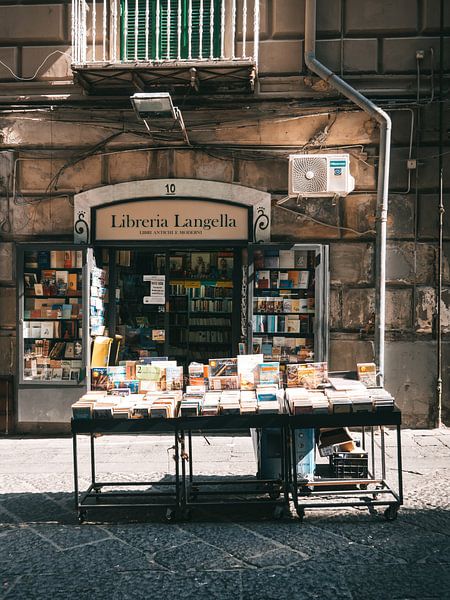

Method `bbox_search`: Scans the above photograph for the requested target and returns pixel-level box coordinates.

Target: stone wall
[1,99,449,426]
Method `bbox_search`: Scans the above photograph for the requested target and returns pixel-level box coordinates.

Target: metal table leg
[72,432,79,512]
[90,433,97,491]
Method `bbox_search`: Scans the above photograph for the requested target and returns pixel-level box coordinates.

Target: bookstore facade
[16,178,330,431]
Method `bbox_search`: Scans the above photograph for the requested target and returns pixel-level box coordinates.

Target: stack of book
[202,391,221,416]
[239,390,258,414]
[370,388,395,411]
[220,390,241,415]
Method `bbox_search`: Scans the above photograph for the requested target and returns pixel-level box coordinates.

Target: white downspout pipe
[304,0,391,385]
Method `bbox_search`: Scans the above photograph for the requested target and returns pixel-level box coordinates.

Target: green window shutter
[159,0,180,59]
[188,0,221,60]
[120,0,221,61]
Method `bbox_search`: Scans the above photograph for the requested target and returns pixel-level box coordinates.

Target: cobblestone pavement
[1,428,449,599]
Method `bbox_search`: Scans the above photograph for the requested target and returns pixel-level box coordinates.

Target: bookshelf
[250,244,329,366]
[167,250,236,366]
[100,248,239,367]
[20,248,85,383]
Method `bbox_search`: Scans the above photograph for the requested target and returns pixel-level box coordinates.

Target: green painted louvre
[121,0,222,60]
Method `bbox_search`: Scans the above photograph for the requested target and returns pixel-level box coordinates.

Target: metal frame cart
[72,418,182,523]
[178,414,290,519]
[288,408,403,521]
[72,414,291,523]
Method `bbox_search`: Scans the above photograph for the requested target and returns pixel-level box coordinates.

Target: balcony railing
[72,0,260,67]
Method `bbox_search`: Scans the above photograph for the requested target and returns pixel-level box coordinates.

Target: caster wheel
[165,508,177,523]
[384,505,399,521]
[78,510,86,524]
[296,507,305,522]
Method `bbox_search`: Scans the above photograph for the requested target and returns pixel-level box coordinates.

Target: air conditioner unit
[288,153,355,197]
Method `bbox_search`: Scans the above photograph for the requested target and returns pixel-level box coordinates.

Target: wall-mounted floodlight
[130,92,190,145]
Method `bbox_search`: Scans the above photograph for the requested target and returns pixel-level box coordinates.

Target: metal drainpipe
[304,0,392,385]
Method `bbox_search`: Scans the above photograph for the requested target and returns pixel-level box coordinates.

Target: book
[294,251,308,268]
[208,357,238,377]
[63,251,72,268]
[91,336,112,368]
[357,363,378,388]
[279,250,295,268]
[37,251,50,269]
[255,271,270,289]
[34,283,44,296]
[40,322,54,338]
[68,273,78,292]
[166,366,184,391]
[258,362,280,386]
[237,354,263,390]
[50,251,65,268]
[209,376,239,390]
[278,272,292,289]
[254,249,264,269]
[64,342,75,359]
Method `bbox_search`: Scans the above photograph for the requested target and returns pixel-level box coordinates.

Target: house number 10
[165,184,176,195]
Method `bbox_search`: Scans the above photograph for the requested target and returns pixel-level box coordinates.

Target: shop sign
[94,198,249,241]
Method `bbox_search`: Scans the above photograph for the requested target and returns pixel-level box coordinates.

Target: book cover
[294,251,308,268]
[286,316,300,333]
[209,375,239,390]
[68,273,78,292]
[37,251,50,269]
[64,342,75,359]
[278,272,292,289]
[258,362,280,385]
[254,249,264,269]
[279,250,295,268]
[261,342,273,358]
[265,255,279,268]
[166,366,184,391]
[40,322,54,338]
[237,354,263,390]
[91,336,112,368]
[288,271,300,287]
[357,362,378,388]
[252,337,263,354]
[209,357,238,377]
[255,270,270,289]
[64,251,73,268]
[50,251,65,268]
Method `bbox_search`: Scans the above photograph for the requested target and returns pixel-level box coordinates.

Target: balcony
[71,0,260,94]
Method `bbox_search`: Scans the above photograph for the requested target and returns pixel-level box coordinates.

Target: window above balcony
[72,0,260,95]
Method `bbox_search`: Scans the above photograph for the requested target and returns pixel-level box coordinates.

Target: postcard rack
[72,407,402,523]
[288,409,403,521]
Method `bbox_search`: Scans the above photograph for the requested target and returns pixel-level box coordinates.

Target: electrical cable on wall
[0,51,72,82]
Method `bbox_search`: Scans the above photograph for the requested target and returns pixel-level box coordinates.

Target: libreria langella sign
[94,198,249,241]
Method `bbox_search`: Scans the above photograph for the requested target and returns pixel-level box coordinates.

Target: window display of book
[22,250,84,382]
[252,247,316,364]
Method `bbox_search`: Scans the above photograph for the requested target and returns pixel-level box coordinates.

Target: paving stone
[153,539,246,571]
[241,564,353,600]
[0,432,449,599]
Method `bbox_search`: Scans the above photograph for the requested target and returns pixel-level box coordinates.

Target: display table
[288,408,403,521]
[72,414,290,523]
[72,408,403,522]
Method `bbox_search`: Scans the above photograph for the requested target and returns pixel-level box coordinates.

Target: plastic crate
[330,451,368,478]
